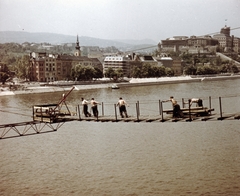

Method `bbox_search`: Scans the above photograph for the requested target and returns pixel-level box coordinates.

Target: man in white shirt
[90,98,100,117]
[81,98,91,117]
[117,97,128,118]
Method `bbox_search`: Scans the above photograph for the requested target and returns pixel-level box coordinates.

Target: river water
[0,79,240,195]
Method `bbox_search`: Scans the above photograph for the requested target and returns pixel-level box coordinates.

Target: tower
[75,35,81,56]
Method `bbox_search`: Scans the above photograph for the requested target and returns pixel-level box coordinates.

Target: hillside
[0,31,157,50]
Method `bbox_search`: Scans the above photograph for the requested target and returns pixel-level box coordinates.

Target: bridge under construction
[0,87,239,139]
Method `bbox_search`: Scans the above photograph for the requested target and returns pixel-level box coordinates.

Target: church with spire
[29,35,103,82]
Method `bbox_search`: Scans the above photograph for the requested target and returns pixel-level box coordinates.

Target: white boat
[111,84,119,89]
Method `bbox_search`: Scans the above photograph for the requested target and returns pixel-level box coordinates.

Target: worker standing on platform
[81,98,91,117]
[188,98,203,107]
[91,98,100,117]
[117,97,128,118]
[163,96,184,118]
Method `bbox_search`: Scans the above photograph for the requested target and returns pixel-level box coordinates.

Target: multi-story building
[160,35,219,53]
[103,56,132,77]
[30,36,102,82]
[160,36,188,52]
[187,35,219,53]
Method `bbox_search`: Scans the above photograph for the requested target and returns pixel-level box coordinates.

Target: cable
[124,26,240,53]
[0,109,32,117]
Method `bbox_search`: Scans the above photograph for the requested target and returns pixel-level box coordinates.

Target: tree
[0,63,10,84]
[132,66,142,78]
[71,64,99,81]
[93,67,103,79]
[231,65,239,73]
[215,56,222,66]
[158,66,167,77]
[184,65,197,75]
[219,64,229,73]
[196,65,218,75]
[165,67,174,76]
[141,64,152,77]
[104,67,116,79]
[115,68,124,79]
[14,55,31,80]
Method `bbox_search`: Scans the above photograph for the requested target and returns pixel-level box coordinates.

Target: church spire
[75,35,81,56]
[76,35,80,50]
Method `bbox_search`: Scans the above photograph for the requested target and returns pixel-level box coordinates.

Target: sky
[0,0,240,42]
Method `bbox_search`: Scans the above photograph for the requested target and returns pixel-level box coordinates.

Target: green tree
[71,64,97,81]
[231,65,239,73]
[132,66,142,78]
[196,65,218,75]
[165,67,174,76]
[219,64,228,73]
[158,66,167,77]
[184,65,197,75]
[215,56,222,66]
[115,68,124,79]
[0,63,10,84]
[93,67,103,79]
[104,67,117,79]
[141,64,152,77]
[14,55,31,80]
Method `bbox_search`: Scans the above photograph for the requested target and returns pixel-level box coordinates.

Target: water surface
[0,79,240,195]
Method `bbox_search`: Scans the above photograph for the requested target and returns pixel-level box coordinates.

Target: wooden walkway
[75,113,240,123]
[0,113,239,140]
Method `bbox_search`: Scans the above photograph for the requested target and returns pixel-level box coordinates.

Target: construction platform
[0,90,239,139]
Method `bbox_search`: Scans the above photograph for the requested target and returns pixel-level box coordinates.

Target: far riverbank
[1,74,240,96]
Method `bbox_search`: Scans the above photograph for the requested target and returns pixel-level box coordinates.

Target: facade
[212,25,240,52]
[154,57,183,76]
[160,35,219,53]
[233,36,240,53]
[187,35,218,47]
[30,36,102,82]
[160,36,188,52]
[160,26,239,53]
[103,56,131,77]
[213,26,232,52]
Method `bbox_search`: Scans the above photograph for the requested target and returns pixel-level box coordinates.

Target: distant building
[186,35,219,53]
[154,56,183,76]
[29,36,102,82]
[160,35,219,53]
[233,36,240,53]
[103,56,132,77]
[138,55,158,67]
[160,36,188,52]
[213,26,232,52]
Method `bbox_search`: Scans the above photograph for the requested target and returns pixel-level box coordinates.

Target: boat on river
[111,84,119,89]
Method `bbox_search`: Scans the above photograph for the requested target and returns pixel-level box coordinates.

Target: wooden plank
[234,113,240,119]
[217,114,236,120]
[163,107,214,113]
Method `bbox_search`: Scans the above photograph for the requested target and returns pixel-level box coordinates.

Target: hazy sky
[0,0,240,42]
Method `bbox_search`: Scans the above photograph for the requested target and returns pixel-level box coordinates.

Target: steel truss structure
[0,121,66,139]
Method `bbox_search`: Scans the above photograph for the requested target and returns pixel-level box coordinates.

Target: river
[0,78,240,195]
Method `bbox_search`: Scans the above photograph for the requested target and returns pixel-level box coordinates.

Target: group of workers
[81,97,128,118]
[81,96,203,119]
